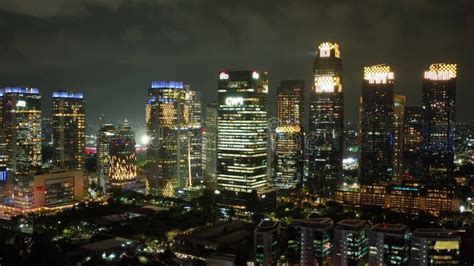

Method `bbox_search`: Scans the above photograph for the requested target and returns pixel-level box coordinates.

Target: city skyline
[0,0,472,128]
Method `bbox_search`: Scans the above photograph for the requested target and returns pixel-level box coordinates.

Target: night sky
[0,0,473,135]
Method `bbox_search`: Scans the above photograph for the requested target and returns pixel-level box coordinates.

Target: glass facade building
[275,80,304,190]
[360,64,395,185]
[308,42,344,198]
[52,91,86,170]
[422,63,456,185]
[108,120,137,188]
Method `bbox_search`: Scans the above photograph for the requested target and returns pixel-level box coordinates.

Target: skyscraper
[146,81,201,197]
[217,70,275,214]
[360,64,395,185]
[52,91,86,170]
[203,101,218,184]
[108,120,137,188]
[97,123,116,190]
[411,229,460,265]
[275,80,304,190]
[392,95,405,184]
[403,106,423,181]
[2,87,42,208]
[422,63,456,185]
[308,42,344,198]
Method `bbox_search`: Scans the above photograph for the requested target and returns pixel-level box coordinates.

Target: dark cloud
[0,0,473,134]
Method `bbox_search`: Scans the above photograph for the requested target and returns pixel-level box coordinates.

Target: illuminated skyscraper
[217,70,275,214]
[422,63,456,185]
[108,120,137,188]
[392,95,405,184]
[146,81,201,197]
[411,229,460,265]
[308,42,344,197]
[275,80,304,190]
[203,101,218,184]
[52,91,86,170]
[293,218,333,266]
[360,64,395,185]
[0,91,7,200]
[254,220,280,265]
[2,87,42,208]
[97,123,116,190]
[184,86,203,186]
[403,106,423,181]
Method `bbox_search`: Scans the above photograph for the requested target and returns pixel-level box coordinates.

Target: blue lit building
[369,223,410,265]
[52,91,86,170]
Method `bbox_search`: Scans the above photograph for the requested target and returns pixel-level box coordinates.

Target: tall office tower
[369,223,410,266]
[184,86,203,186]
[360,64,395,185]
[52,91,85,170]
[411,229,460,265]
[293,218,333,266]
[203,101,218,184]
[254,220,280,265]
[392,95,405,184]
[217,70,275,215]
[333,219,369,266]
[275,80,304,190]
[422,63,457,185]
[403,106,423,181]
[97,124,116,189]
[2,87,42,208]
[108,120,137,188]
[308,42,344,198]
[146,81,200,196]
[0,91,7,200]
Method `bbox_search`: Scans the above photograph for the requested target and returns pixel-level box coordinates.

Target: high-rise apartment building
[369,223,410,265]
[52,91,85,170]
[216,70,275,214]
[308,42,344,198]
[254,220,280,265]
[360,64,395,185]
[275,80,304,190]
[293,218,333,266]
[422,63,457,185]
[411,229,460,265]
[333,219,369,265]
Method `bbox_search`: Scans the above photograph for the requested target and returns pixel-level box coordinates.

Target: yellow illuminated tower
[275,80,304,190]
[108,120,137,188]
[216,70,275,215]
[52,91,86,170]
[422,63,457,184]
[360,64,395,185]
[308,42,344,197]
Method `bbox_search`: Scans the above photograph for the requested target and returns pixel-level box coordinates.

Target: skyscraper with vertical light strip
[216,70,275,215]
[308,42,344,198]
[52,91,86,170]
[360,64,395,185]
[422,63,456,185]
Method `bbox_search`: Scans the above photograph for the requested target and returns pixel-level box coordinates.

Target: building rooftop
[292,218,333,230]
[81,237,136,252]
[336,219,367,231]
[256,220,278,232]
[413,228,460,238]
[371,223,408,234]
